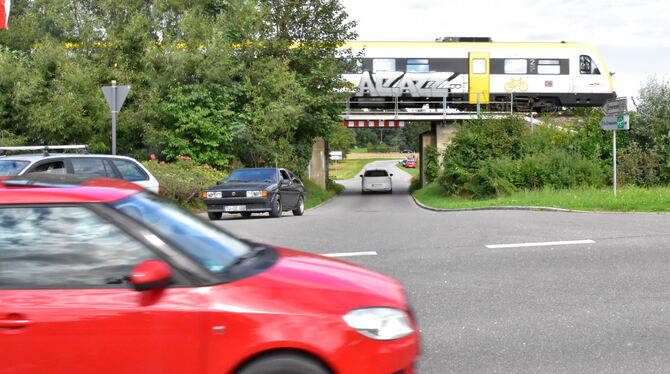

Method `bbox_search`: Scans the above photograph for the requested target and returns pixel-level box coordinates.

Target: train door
[573,54,603,93]
[468,52,490,104]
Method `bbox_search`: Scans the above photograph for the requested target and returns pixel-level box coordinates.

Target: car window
[110,192,252,275]
[364,170,388,177]
[30,160,67,174]
[0,206,157,288]
[225,169,278,183]
[280,170,290,180]
[70,158,113,177]
[111,159,148,181]
[0,160,29,176]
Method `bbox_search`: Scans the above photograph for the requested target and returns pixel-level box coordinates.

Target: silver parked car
[0,145,160,193]
[360,168,393,194]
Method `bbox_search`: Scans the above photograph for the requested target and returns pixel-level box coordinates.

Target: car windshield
[109,192,252,274]
[0,160,29,176]
[364,170,388,177]
[225,169,277,183]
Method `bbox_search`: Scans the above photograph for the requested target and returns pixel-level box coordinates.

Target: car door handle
[0,315,31,328]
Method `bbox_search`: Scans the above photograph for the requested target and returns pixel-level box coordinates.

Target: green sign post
[600,98,629,197]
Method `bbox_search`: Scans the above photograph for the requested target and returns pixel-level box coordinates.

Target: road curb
[410,193,670,215]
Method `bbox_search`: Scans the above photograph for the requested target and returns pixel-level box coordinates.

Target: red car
[405,159,417,168]
[0,173,419,374]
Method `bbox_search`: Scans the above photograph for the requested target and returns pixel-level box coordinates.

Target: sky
[338,0,670,108]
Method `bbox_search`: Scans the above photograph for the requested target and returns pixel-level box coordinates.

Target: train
[341,38,616,112]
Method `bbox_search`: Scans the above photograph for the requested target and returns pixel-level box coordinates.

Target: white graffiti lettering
[352,71,456,97]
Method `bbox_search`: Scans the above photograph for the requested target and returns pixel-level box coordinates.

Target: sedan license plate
[224,205,246,212]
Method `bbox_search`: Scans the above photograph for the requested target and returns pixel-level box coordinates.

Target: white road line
[485,239,595,249]
[323,251,378,258]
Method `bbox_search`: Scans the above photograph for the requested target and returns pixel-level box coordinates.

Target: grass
[413,183,670,212]
[329,158,391,180]
[304,179,344,209]
[350,148,368,153]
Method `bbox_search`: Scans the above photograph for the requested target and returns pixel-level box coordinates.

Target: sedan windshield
[109,192,252,274]
[225,169,278,183]
[0,160,29,176]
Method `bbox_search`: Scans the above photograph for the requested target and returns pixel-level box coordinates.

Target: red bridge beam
[343,120,405,128]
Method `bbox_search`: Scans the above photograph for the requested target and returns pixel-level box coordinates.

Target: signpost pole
[111,80,117,155]
[613,130,617,197]
[102,81,129,156]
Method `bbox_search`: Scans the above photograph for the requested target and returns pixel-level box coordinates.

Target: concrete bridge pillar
[307,137,327,189]
[419,121,459,186]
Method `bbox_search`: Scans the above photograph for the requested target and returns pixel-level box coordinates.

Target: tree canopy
[0,0,357,174]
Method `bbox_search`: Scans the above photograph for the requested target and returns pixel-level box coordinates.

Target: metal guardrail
[342,93,523,120]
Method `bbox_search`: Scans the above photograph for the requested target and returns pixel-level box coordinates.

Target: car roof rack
[0,145,89,157]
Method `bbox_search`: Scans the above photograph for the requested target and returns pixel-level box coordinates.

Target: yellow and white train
[341,39,615,111]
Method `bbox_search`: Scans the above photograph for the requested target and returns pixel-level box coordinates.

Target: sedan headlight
[246,190,267,198]
[204,191,222,199]
[343,307,414,340]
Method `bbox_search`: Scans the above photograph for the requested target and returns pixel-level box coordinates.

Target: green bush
[520,125,573,154]
[424,145,440,183]
[142,157,227,208]
[469,150,607,199]
[617,141,662,187]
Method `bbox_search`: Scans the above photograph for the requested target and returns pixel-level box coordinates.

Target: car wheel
[236,354,328,374]
[208,212,222,220]
[240,212,252,218]
[292,195,305,216]
[269,198,282,218]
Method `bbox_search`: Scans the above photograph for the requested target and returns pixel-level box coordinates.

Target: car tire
[269,198,282,218]
[241,212,252,218]
[208,212,222,220]
[236,354,328,374]
[292,195,305,216]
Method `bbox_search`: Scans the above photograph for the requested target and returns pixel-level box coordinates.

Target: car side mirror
[390,173,394,177]
[359,175,363,178]
[129,260,173,291]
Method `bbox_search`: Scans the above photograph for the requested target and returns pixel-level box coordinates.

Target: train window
[373,59,396,72]
[538,59,560,74]
[472,59,487,74]
[580,55,601,75]
[504,59,527,74]
[407,59,429,72]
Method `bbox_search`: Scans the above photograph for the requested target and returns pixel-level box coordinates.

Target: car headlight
[342,307,414,340]
[246,190,267,198]
[204,191,222,199]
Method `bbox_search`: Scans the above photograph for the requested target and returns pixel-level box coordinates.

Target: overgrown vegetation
[142,157,227,208]
[420,77,670,205]
[0,0,357,176]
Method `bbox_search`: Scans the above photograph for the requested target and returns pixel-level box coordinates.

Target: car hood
[207,181,274,190]
[208,247,408,315]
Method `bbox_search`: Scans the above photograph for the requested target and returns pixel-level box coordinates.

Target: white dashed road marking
[323,251,378,258]
[485,239,595,249]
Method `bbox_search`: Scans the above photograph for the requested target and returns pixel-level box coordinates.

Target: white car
[360,168,393,194]
[0,145,160,193]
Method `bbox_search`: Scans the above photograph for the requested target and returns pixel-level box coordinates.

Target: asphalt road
[213,160,670,374]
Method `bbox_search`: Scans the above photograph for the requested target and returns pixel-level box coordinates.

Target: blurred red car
[405,159,417,168]
[0,173,419,374]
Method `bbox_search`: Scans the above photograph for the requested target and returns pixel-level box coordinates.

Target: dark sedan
[203,168,305,219]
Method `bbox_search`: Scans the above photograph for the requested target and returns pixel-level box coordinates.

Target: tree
[329,125,356,155]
